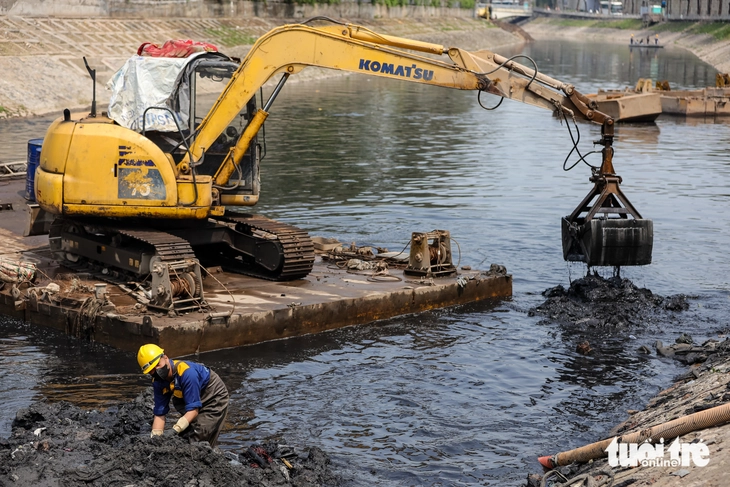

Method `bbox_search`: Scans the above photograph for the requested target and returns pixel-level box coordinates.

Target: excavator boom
[186,21,589,174]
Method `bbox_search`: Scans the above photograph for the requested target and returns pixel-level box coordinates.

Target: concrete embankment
[522,17,730,74]
[0,16,520,119]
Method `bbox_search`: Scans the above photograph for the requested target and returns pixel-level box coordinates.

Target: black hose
[476,54,539,111]
[301,16,346,26]
[560,110,600,171]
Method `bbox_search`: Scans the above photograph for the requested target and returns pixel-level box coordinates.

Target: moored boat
[586,91,662,123]
[659,87,730,117]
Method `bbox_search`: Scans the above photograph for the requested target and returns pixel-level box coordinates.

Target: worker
[137,344,229,446]
[646,35,650,44]
[630,34,634,44]
[655,34,659,45]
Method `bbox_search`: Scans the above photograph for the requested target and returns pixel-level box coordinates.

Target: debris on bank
[0,391,339,487]
[524,274,730,486]
[527,335,730,487]
[655,332,730,367]
[528,272,689,328]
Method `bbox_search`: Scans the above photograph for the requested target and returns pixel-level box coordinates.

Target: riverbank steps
[0,16,517,119]
[2,16,729,120]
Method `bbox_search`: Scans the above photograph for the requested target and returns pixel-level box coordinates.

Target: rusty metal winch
[404,230,457,277]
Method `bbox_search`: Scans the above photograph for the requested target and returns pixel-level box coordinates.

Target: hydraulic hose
[538,401,730,469]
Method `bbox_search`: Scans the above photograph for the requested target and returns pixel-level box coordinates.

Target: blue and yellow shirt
[152,359,211,416]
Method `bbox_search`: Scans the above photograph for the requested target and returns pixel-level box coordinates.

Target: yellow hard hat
[137,344,164,374]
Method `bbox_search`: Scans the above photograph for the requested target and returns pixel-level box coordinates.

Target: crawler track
[50,218,196,274]
[211,213,315,281]
[49,214,315,283]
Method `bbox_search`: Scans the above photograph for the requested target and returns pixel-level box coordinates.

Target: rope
[339,259,403,282]
[0,258,36,283]
[366,261,402,282]
[199,264,236,319]
[69,296,105,339]
[450,236,462,269]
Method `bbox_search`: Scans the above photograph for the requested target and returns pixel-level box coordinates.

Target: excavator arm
[174,19,652,268]
[182,19,651,268]
[184,20,601,183]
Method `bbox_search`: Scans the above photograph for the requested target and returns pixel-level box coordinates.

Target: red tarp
[137,39,218,58]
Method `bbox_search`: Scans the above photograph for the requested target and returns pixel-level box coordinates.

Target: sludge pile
[528,272,689,328]
[0,392,338,487]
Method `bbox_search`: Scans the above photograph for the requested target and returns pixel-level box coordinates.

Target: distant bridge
[476,2,533,21]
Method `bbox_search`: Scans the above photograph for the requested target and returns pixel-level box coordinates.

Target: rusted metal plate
[0,257,512,355]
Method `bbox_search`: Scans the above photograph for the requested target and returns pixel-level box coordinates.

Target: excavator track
[49,218,197,275]
[211,214,315,281]
[116,228,197,263]
[49,218,207,312]
[50,215,315,282]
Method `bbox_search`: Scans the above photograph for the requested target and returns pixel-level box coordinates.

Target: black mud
[528,272,689,329]
[0,391,339,487]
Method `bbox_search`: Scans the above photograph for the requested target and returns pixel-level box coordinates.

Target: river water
[1,39,728,486]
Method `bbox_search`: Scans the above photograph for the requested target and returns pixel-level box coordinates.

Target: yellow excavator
[31,17,652,312]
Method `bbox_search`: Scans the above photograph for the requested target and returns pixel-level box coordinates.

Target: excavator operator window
[185,58,260,193]
[160,54,259,194]
[191,60,242,152]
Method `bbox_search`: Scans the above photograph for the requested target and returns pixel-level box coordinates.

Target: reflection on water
[1,39,729,486]
[509,39,717,93]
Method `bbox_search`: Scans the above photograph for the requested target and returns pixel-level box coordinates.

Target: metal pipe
[347,25,446,55]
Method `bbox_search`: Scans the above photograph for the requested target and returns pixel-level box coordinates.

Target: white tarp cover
[107,53,204,132]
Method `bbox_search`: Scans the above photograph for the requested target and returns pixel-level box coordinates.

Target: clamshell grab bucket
[562,217,653,267]
[561,170,653,267]
[556,101,653,267]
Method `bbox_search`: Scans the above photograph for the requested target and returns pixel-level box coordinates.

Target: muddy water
[1,40,729,486]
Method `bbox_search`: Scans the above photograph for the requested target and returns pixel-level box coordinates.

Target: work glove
[150,429,164,438]
[163,428,177,438]
[173,417,190,435]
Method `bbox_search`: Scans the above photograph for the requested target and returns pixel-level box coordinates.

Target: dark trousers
[173,370,229,447]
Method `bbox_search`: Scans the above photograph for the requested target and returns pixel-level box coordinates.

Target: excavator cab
[145,54,261,207]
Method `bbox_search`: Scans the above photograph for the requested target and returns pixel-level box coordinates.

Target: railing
[0,161,26,180]
[476,1,532,19]
[532,7,641,19]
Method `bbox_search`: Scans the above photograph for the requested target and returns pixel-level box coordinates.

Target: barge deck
[0,179,512,356]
